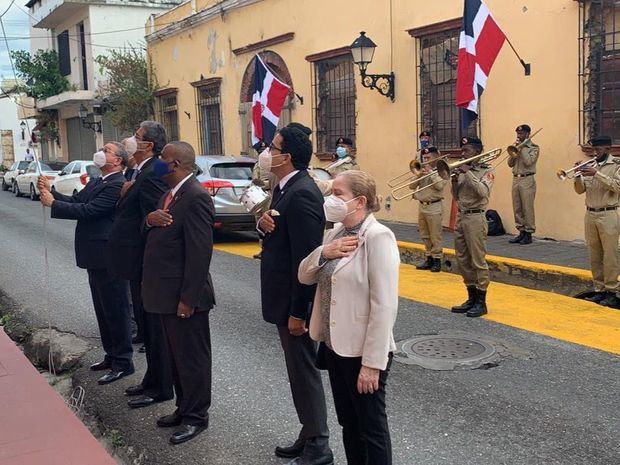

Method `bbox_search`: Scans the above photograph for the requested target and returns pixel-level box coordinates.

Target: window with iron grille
[579,0,620,145]
[416,27,478,150]
[158,93,179,142]
[196,83,223,155]
[312,54,356,153]
[57,30,71,77]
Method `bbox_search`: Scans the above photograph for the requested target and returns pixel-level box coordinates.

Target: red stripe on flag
[252,102,263,140]
[456,49,476,108]
[475,16,506,75]
[265,81,289,118]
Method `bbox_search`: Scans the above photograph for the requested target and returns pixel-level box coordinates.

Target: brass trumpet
[410,148,503,196]
[556,159,598,181]
[507,128,543,159]
[387,155,449,189]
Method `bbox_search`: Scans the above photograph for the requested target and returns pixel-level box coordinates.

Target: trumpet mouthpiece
[556,169,567,180]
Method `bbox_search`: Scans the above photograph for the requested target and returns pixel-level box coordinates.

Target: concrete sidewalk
[384,221,590,270]
[382,221,595,296]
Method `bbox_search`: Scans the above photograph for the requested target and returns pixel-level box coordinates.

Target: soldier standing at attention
[574,135,620,308]
[418,131,432,162]
[413,147,447,272]
[326,137,358,177]
[508,124,540,245]
[450,137,494,318]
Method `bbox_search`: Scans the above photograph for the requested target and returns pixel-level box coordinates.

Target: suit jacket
[51,172,125,270]
[107,157,168,280]
[298,215,400,370]
[260,170,325,326]
[142,176,216,314]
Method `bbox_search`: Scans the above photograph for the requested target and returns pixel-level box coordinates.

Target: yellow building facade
[147,0,613,241]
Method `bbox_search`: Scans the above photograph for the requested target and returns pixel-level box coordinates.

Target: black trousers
[129,280,145,341]
[277,326,329,443]
[161,311,212,426]
[86,268,133,371]
[140,311,174,400]
[325,348,392,465]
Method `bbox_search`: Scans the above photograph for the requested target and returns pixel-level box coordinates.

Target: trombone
[387,154,449,189]
[409,148,504,197]
[556,159,598,181]
[507,128,543,159]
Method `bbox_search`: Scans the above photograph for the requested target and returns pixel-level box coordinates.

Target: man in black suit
[142,141,216,445]
[108,121,174,408]
[257,126,332,465]
[38,142,134,385]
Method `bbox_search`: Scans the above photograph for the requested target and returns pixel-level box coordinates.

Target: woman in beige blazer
[298,170,399,465]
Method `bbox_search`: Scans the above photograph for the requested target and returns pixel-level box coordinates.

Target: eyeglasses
[100,147,119,156]
[269,143,284,154]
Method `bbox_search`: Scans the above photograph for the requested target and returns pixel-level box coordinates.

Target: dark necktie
[271,184,282,206]
[132,169,140,181]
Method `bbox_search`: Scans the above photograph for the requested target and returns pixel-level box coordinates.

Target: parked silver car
[195,155,257,233]
[2,160,30,192]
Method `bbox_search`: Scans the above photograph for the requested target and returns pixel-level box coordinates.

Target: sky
[0,0,31,82]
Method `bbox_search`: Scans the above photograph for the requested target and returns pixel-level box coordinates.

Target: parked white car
[14,161,60,200]
[51,160,101,196]
[2,160,31,192]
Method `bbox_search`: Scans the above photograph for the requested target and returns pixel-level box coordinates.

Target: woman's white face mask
[323,195,360,223]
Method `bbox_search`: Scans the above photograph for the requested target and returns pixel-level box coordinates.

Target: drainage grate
[395,334,498,371]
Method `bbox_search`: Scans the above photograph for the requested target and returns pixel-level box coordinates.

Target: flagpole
[504,36,531,76]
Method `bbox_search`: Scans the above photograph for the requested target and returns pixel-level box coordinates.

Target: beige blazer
[298,214,400,370]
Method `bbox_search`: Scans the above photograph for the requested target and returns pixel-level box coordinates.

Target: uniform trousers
[584,210,620,292]
[418,203,443,258]
[325,347,392,465]
[512,176,536,233]
[454,212,490,291]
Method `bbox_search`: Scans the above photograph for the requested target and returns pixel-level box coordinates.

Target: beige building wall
[148,0,589,241]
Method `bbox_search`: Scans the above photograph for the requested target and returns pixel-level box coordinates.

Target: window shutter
[57,30,71,76]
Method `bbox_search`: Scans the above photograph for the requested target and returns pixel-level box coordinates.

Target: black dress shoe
[128,395,159,409]
[509,231,525,244]
[125,385,144,396]
[519,232,533,245]
[170,424,206,445]
[157,413,183,428]
[584,292,607,303]
[275,438,305,458]
[286,450,334,465]
[138,345,146,353]
[90,360,111,371]
[599,293,620,308]
[98,369,134,385]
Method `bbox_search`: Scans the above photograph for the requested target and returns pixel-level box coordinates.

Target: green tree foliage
[10,49,70,100]
[95,47,158,132]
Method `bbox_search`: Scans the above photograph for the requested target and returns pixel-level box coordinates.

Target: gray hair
[109,141,128,167]
[140,120,168,155]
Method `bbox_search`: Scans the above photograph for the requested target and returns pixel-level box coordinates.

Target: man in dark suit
[38,142,134,385]
[108,121,174,408]
[257,126,332,465]
[142,141,216,445]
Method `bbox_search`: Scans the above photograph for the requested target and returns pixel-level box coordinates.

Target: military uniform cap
[460,136,482,147]
[336,137,353,146]
[422,146,439,155]
[589,135,613,146]
[419,131,432,138]
[516,124,531,133]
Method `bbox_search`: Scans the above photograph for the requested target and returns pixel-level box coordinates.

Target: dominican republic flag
[456,0,506,130]
[251,55,290,149]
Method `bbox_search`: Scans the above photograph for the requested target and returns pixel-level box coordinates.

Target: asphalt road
[0,191,618,465]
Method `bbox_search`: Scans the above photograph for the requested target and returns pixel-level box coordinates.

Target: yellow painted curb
[214,242,620,355]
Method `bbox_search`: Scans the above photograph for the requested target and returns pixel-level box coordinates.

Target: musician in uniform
[574,135,620,308]
[412,147,447,272]
[450,137,495,318]
[508,124,540,245]
[418,131,432,162]
[251,141,277,259]
[326,137,359,177]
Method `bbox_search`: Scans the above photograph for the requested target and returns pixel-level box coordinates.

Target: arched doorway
[239,51,294,156]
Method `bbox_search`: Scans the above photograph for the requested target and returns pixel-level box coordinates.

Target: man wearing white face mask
[38,142,135,385]
[257,125,333,465]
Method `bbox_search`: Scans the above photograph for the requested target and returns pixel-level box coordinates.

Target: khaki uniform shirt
[452,165,494,210]
[251,162,277,195]
[308,168,333,196]
[327,157,359,177]
[413,171,447,214]
[574,155,620,208]
[508,140,540,175]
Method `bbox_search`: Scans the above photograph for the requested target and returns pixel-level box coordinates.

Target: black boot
[467,289,488,317]
[599,292,620,308]
[416,256,433,270]
[584,292,607,303]
[451,286,477,313]
[520,232,532,245]
[430,257,441,273]
[509,231,525,244]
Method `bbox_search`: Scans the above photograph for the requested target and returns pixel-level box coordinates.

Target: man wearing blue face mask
[326,137,358,178]
[418,131,432,162]
[37,142,135,385]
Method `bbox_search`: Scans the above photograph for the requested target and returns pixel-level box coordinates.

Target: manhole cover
[395,334,497,370]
